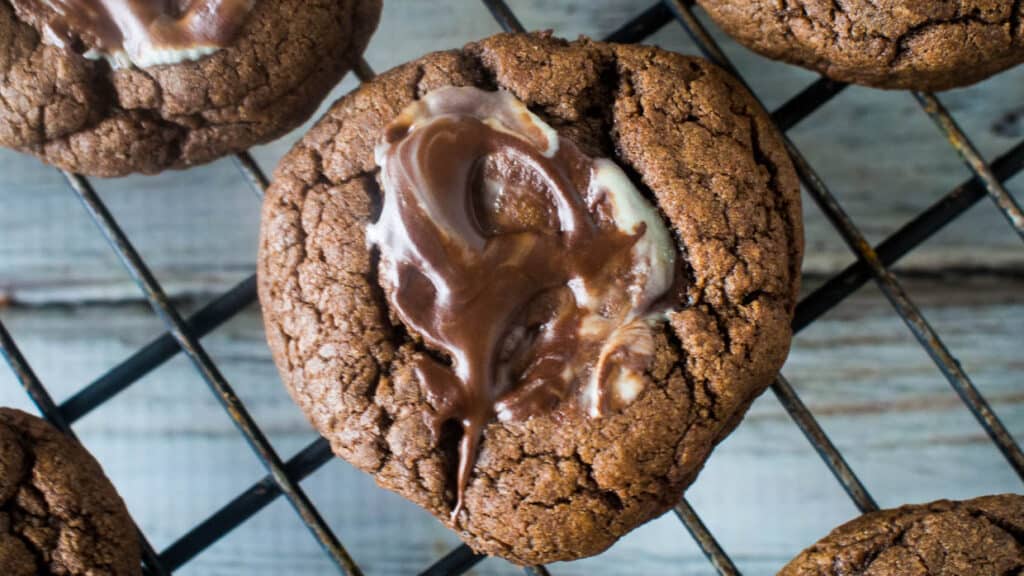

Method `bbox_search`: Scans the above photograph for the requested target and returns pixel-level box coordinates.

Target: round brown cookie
[0,0,381,176]
[258,32,802,564]
[780,494,1024,575]
[696,0,1024,90]
[0,408,140,575]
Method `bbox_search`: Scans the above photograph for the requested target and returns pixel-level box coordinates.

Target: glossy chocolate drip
[368,87,678,520]
[16,0,253,67]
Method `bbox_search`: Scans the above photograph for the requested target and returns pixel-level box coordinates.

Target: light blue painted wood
[0,277,1019,575]
[0,1,1021,574]
[1,1,1022,305]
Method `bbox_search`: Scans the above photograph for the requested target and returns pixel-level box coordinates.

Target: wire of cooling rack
[0,1,1021,574]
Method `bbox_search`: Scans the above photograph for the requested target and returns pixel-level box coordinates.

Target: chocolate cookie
[258,32,802,564]
[0,408,140,575]
[780,494,1024,575]
[0,0,381,176]
[697,0,1024,90]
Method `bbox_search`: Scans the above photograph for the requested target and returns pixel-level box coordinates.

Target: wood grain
[1,1,1022,305]
[0,1,1021,574]
[0,276,1019,575]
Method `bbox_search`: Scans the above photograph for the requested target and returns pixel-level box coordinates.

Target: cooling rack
[1,1,1022,574]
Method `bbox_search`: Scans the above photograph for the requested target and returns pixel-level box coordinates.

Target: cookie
[0,408,140,575]
[0,0,381,176]
[696,0,1024,90]
[258,32,802,564]
[780,494,1024,575]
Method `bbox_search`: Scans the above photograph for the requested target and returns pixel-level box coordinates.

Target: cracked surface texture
[697,0,1024,90]
[0,408,140,575]
[257,33,803,565]
[0,0,381,176]
[780,494,1024,575]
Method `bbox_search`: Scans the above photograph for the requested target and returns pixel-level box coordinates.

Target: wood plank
[1,0,1022,305]
[0,276,1019,574]
[0,0,1021,573]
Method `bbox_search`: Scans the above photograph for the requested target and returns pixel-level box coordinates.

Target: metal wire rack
[1,0,1022,574]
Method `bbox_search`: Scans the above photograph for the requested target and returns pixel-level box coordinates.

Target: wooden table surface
[1,1,1021,574]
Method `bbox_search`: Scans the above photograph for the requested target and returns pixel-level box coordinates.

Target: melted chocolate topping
[15,0,253,66]
[368,87,679,520]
